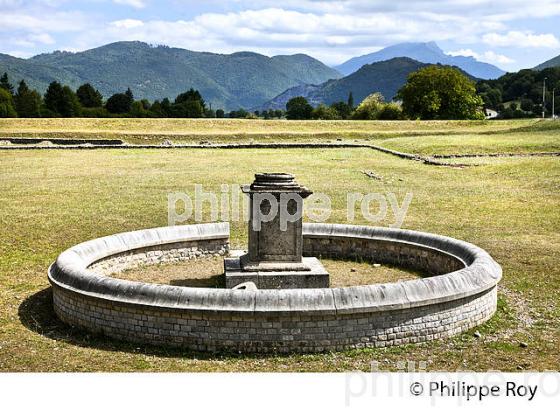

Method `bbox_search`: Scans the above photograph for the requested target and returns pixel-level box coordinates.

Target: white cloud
[110,19,144,29]
[241,0,560,21]
[482,31,560,48]
[28,33,55,45]
[113,0,146,8]
[89,7,517,64]
[5,50,34,58]
[447,48,515,64]
[0,11,88,33]
[482,50,515,64]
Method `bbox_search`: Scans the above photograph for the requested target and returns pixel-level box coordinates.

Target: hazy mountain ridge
[258,57,480,111]
[534,54,560,70]
[0,41,341,110]
[335,42,505,79]
[258,57,429,110]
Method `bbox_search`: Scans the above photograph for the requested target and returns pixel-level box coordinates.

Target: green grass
[378,132,560,155]
[0,121,559,372]
[2,118,558,156]
[0,118,550,146]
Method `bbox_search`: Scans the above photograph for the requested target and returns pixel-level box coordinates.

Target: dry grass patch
[323,259,421,286]
[108,256,421,288]
[111,256,225,287]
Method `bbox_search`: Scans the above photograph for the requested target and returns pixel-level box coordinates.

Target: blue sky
[1,0,559,71]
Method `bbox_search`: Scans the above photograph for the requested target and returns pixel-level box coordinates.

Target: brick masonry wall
[303,236,465,275]
[89,239,228,275]
[52,282,496,353]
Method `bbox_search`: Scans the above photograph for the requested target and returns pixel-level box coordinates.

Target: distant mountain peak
[335,41,504,79]
[424,41,443,52]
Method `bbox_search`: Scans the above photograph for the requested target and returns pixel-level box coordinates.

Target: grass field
[2,118,559,155]
[0,119,559,371]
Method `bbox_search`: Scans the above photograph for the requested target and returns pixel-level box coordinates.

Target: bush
[129,101,152,117]
[352,92,384,120]
[171,100,204,118]
[312,104,340,120]
[520,99,534,112]
[0,88,17,117]
[228,109,248,118]
[81,107,111,117]
[377,102,404,120]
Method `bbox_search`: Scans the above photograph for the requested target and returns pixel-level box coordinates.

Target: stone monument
[224,173,329,289]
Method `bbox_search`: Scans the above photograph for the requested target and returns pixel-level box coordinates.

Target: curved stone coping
[302,223,501,313]
[49,222,501,316]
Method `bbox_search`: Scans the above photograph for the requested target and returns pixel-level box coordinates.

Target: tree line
[1,65,486,120]
[477,66,560,118]
[0,74,221,119]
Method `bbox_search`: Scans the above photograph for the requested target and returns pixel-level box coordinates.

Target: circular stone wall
[48,222,501,353]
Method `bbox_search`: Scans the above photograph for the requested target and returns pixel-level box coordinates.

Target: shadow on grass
[169,273,224,288]
[17,287,302,360]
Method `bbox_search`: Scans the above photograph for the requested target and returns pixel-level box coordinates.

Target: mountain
[335,42,505,79]
[534,54,560,70]
[259,57,428,110]
[0,41,341,110]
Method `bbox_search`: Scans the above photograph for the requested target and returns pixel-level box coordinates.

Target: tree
[160,98,172,116]
[172,100,204,118]
[61,86,81,117]
[149,100,165,117]
[105,92,132,114]
[14,80,41,117]
[397,66,485,120]
[312,104,340,120]
[352,92,385,120]
[216,109,225,118]
[347,91,354,109]
[76,83,103,108]
[331,101,351,119]
[0,73,14,95]
[44,81,80,117]
[44,81,64,115]
[125,88,134,104]
[172,88,206,117]
[175,88,206,110]
[140,99,151,110]
[130,100,150,117]
[228,108,248,118]
[286,96,313,120]
[0,88,17,117]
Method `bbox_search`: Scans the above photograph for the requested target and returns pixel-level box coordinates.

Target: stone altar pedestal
[224,173,329,289]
